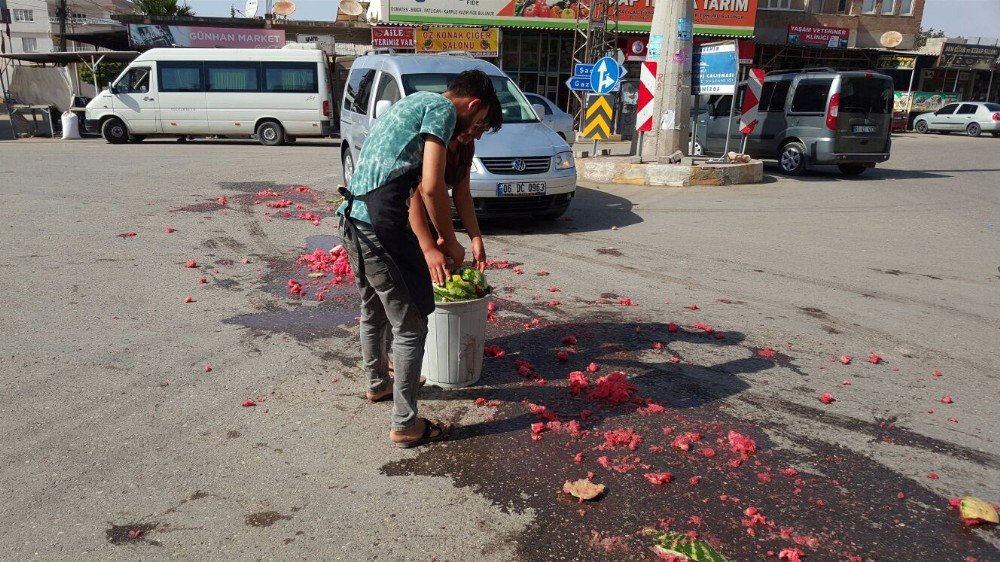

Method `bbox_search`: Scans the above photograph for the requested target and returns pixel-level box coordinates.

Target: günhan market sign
[387,0,759,37]
[128,24,285,48]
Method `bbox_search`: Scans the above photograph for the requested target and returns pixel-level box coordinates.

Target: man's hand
[424,246,449,286]
[441,238,465,272]
[471,236,487,272]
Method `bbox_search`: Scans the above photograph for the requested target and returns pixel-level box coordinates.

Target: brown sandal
[394,418,450,449]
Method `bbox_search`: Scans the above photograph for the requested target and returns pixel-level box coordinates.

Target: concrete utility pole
[58,0,67,52]
[641,0,695,162]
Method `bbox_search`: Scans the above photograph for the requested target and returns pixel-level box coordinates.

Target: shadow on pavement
[478,186,643,235]
[420,317,784,443]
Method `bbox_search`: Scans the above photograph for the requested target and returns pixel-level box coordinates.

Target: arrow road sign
[565,76,592,91]
[582,94,614,140]
[590,56,623,95]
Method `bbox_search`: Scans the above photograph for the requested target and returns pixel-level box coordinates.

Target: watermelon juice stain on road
[382,317,998,561]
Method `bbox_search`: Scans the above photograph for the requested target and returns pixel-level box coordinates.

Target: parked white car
[523,93,575,143]
[914,102,1000,137]
[340,53,577,220]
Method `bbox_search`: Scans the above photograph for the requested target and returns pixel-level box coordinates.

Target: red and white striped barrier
[636,61,657,132]
[740,68,766,136]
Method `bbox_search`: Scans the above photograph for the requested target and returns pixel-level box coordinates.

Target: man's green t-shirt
[338,91,456,224]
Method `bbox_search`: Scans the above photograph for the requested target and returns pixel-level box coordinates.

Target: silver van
[340,53,576,219]
[697,69,894,176]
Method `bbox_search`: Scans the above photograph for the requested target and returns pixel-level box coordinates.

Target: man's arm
[420,136,464,268]
[451,170,487,272]
[409,190,448,286]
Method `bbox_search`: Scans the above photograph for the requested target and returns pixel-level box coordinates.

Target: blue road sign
[574,63,594,78]
[692,43,738,95]
[566,76,592,91]
[590,56,623,95]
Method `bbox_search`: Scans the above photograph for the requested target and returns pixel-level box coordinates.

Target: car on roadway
[523,93,575,143]
[913,102,1000,137]
[696,68,894,176]
[85,45,334,145]
[340,52,577,220]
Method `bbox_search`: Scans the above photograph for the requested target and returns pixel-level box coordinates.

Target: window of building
[206,62,259,92]
[761,0,806,10]
[899,0,914,14]
[343,67,376,114]
[862,0,877,13]
[21,37,37,52]
[263,62,318,93]
[12,9,33,22]
[837,0,849,13]
[790,79,833,113]
[158,62,203,92]
[881,0,896,14]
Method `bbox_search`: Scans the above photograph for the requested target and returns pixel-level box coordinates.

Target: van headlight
[471,158,483,175]
[554,151,575,170]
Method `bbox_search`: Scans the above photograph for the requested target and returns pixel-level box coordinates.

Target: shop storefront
[919,43,1000,103]
[378,0,759,109]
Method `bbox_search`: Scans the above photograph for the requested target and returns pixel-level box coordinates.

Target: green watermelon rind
[646,531,728,562]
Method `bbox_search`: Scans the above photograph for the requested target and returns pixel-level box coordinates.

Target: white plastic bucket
[422,295,489,388]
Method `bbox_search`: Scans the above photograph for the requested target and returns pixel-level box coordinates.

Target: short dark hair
[447,70,503,133]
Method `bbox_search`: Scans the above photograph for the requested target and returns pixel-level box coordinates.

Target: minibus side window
[263,62,318,93]
[159,62,203,92]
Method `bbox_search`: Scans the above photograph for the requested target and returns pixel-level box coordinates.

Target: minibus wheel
[102,118,130,144]
[257,121,285,146]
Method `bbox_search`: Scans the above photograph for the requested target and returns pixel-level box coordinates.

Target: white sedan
[914,102,1000,137]
[524,93,575,144]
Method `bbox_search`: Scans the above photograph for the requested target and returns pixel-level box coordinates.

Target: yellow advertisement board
[415,27,499,57]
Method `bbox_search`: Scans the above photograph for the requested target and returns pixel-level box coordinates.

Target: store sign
[877,54,916,70]
[127,24,284,48]
[387,0,759,37]
[372,26,415,49]
[415,27,499,57]
[695,39,754,64]
[939,43,1000,71]
[693,42,738,95]
[786,25,849,49]
[894,91,962,113]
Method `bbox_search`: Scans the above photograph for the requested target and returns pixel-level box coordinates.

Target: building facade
[2,0,54,97]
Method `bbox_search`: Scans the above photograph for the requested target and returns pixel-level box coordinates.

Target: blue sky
[183,0,1000,40]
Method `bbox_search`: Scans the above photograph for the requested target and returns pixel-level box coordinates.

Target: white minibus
[86,45,333,145]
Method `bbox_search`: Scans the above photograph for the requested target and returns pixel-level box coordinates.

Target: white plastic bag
[61,111,81,140]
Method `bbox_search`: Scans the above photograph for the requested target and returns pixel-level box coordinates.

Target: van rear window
[839,78,893,115]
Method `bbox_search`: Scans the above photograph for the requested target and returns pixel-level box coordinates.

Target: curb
[576,156,764,187]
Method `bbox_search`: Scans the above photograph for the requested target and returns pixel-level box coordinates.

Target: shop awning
[56,30,132,51]
[0,51,140,64]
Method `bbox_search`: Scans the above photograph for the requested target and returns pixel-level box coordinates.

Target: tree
[915,27,946,50]
[79,62,128,88]
[131,0,195,16]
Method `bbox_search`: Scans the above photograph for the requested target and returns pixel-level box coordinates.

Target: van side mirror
[532,103,546,119]
[374,99,392,119]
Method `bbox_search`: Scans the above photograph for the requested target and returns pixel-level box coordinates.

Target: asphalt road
[1,133,997,561]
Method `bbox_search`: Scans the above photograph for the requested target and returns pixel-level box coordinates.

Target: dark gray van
[696,69,894,176]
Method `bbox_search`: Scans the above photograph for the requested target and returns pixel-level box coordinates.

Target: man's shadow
[421,319,797,442]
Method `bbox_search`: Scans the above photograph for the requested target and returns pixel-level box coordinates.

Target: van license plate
[852,125,877,133]
[497,182,546,196]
